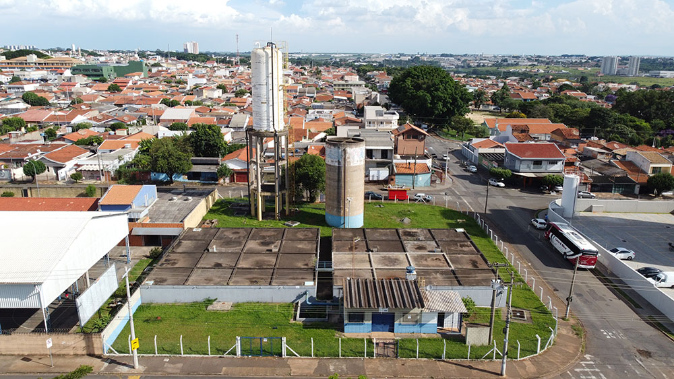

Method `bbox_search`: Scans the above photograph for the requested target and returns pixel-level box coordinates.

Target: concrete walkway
[0,321,582,378]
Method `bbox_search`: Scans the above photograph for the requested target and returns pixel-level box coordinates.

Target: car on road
[531,218,548,230]
[413,193,433,202]
[637,266,662,279]
[365,191,383,200]
[578,191,596,199]
[442,154,449,160]
[489,178,505,187]
[553,185,563,192]
[609,247,635,260]
[466,165,477,173]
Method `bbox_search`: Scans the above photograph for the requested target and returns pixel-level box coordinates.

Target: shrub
[85,184,97,197]
[1,191,15,197]
[149,247,163,259]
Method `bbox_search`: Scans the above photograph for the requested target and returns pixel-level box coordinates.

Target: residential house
[159,108,196,125]
[347,128,394,181]
[504,142,565,186]
[363,106,399,130]
[483,118,552,137]
[626,151,673,175]
[550,127,584,149]
[221,146,252,183]
[99,184,158,222]
[461,138,505,166]
[38,144,91,180]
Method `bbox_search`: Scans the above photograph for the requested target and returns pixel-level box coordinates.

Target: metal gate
[376,339,398,358]
[240,337,282,357]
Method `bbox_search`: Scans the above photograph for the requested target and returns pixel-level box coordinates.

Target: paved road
[429,136,674,378]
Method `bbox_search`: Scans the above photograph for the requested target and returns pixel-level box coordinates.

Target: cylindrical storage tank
[251,43,285,132]
[561,174,580,218]
[325,137,365,228]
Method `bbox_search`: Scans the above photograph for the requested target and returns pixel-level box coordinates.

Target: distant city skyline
[2,0,674,55]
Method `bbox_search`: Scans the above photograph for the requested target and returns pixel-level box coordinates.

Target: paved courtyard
[573,212,674,293]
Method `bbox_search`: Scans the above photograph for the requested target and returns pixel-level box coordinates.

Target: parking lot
[572,212,674,294]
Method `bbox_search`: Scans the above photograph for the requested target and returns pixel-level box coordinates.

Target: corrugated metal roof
[343,278,424,309]
[0,212,125,284]
[422,290,467,313]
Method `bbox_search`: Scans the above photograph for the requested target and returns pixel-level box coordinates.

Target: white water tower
[251,43,285,132]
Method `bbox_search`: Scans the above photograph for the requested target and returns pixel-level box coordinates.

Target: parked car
[489,178,505,187]
[442,154,449,160]
[365,191,383,200]
[577,191,596,199]
[609,247,635,260]
[637,267,662,279]
[431,153,438,159]
[413,193,433,202]
[531,218,548,230]
[648,272,674,288]
[553,185,563,192]
[466,165,477,173]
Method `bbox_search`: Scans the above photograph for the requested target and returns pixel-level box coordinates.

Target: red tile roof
[0,197,98,211]
[472,139,504,149]
[42,144,90,164]
[504,143,565,159]
[99,185,143,205]
[394,162,430,174]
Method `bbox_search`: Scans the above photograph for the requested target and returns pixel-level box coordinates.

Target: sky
[3,0,674,56]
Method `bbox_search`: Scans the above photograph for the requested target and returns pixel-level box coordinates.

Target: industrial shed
[0,211,128,332]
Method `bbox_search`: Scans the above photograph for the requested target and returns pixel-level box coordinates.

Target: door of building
[371,313,395,332]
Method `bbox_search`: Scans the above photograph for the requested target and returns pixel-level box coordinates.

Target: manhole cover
[512,309,527,321]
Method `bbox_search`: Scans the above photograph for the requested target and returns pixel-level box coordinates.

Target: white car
[413,193,433,202]
[553,185,563,192]
[609,247,635,260]
[489,178,505,187]
[531,218,548,230]
[467,165,477,173]
[442,154,449,160]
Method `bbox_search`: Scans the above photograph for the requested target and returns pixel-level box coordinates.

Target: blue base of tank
[325,212,364,228]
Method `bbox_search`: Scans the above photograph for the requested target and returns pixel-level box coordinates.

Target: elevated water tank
[251,43,284,132]
[561,174,580,218]
[325,137,365,228]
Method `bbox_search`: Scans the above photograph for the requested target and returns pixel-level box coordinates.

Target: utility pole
[488,262,508,343]
[123,267,139,369]
[501,275,515,377]
[564,255,581,319]
[484,179,490,214]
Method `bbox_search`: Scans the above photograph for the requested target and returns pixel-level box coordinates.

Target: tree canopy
[189,124,227,157]
[107,83,122,92]
[647,173,674,196]
[216,164,233,179]
[169,122,189,131]
[293,154,326,202]
[388,66,471,124]
[22,92,50,106]
[23,160,46,179]
[542,174,564,188]
[150,137,192,184]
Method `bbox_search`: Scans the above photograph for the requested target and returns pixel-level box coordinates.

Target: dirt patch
[637,349,652,359]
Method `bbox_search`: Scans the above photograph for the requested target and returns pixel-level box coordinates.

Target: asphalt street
[427,135,674,379]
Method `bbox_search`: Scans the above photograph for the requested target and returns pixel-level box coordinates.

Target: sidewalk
[0,321,582,378]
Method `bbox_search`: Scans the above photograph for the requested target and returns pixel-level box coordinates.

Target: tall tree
[22,92,50,106]
[293,154,326,202]
[22,160,46,181]
[450,116,474,140]
[473,89,487,110]
[189,124,226,157]
[388,65,471,125]
[150,137,192,184]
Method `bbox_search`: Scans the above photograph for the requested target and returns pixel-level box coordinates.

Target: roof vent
[169,196,177,201]
[184,196,192,201]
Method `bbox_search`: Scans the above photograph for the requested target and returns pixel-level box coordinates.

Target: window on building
[652,167,663,174]
[533,160,543,167]
[348,312,365,323]
[401,312,420,324]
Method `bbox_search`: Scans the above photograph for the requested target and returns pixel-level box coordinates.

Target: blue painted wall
[395,173,432,188]
[344,322,371,333]
[394,321,437,334]
[133,185,157,208]
[325,212,364,228]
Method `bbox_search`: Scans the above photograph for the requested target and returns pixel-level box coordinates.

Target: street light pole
[564,255,581,319]
[123,267,139,369]
[501,276,514,377]
[484,179,490,214]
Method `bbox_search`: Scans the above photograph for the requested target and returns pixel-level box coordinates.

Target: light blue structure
[325,212,364,229]
[394,172,432,188]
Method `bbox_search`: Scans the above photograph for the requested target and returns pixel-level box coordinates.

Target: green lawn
[111,200,556,358]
